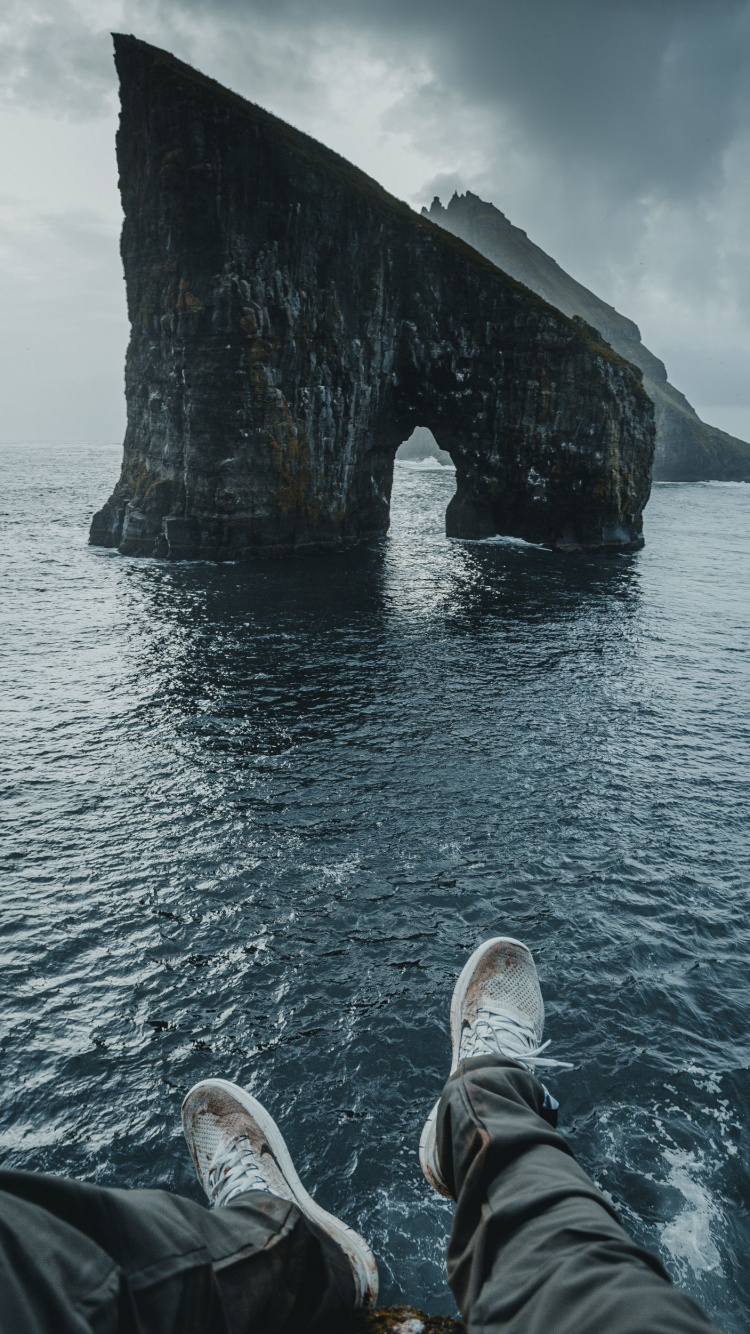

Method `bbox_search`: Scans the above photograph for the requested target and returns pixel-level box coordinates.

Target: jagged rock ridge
[425,192,750,483]
[91,36,654,558]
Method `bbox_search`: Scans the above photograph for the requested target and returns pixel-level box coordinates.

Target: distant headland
[425,192,750,483]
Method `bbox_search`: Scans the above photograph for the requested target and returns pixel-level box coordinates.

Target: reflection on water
[2,447,750,1327]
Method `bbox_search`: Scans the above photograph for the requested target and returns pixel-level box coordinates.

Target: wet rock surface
[426,191,750,483]
[91,36,655,559]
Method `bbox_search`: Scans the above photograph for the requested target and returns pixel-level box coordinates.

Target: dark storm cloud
[157,0,750,203]
[5,1,750,202]
[417,0,750,200]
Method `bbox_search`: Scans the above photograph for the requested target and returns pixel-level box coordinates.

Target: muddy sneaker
[182,1077,378,1308]
[419,936,571,1197]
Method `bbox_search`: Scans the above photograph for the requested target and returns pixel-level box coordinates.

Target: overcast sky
[2,0,750,442]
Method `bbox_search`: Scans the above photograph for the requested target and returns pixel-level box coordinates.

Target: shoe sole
[183,1078,378,1309]
[418,936,531,1197]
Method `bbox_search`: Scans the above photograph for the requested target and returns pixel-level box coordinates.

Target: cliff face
[91,36,654,559]
[425,193,750,483]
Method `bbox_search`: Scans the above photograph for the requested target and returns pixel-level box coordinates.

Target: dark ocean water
[2,442,750,1329]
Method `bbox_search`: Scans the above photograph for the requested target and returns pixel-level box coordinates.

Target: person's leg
[180,1076,377,1322]
[0,1181,121,1334]
[0,1168,354,1334]
[0,1077,376,1334]
[421,937,719,1334]
[438,1056,717,1334]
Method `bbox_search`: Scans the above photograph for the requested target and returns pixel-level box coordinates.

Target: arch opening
[391,426,458,537]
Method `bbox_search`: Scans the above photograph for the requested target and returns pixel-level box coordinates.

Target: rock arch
[90,36,654,560]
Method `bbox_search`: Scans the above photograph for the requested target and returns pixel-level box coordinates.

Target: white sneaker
[182,1077,378,1309]
[419,937,571,1197]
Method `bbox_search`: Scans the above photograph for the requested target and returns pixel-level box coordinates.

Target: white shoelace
[459,1006,573,1069]
[207,1135,281,1208]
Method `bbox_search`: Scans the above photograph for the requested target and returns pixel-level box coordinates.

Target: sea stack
[91,35,655,558]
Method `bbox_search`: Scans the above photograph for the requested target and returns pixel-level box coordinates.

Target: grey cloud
[157,0,750,203]
[5,1,750,209]
[1,0,749,432]
[0,199,126,439]
[0,2,115,118]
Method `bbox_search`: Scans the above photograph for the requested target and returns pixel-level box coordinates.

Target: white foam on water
[316,854,362,886]
[651,479,748,487]
[660,1148,723,1276]
[587,1092,733,1298]
[395,458,455,472]
[453,533,548,550]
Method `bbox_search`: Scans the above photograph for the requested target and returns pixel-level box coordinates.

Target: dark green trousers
[0,1171,354,1333]
[438,1056,718,1333]
[0,1058,718,1333]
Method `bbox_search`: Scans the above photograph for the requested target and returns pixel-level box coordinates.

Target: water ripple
[1,446,749,1328]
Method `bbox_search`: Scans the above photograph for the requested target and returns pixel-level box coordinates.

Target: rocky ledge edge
[354,1305,463,1334]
